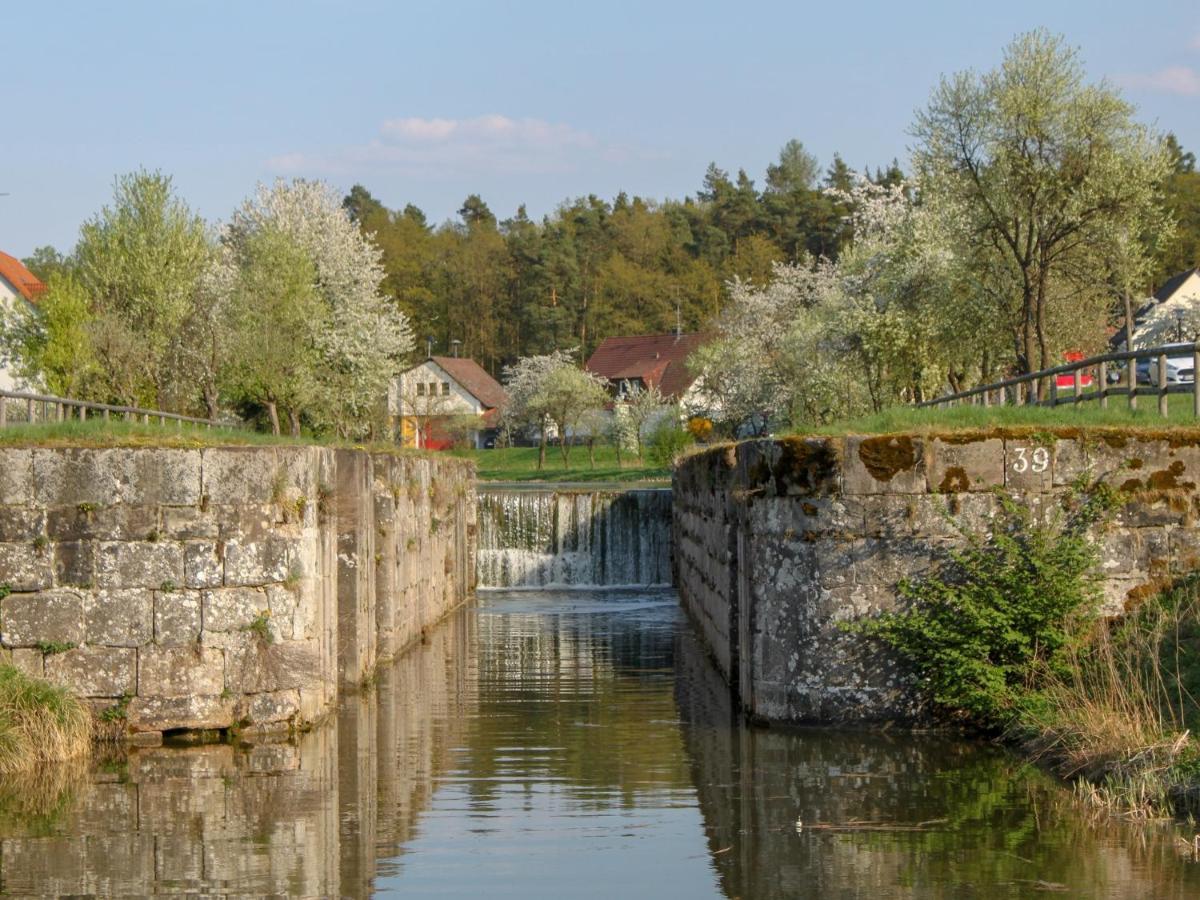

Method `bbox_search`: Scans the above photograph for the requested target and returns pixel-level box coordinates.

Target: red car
[1055,351,1094,390]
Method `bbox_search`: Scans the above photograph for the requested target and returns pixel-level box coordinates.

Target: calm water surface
[2,589,1199,897]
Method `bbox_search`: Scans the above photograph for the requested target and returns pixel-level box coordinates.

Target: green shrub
[857,482,1122,729]
[647,419,693,469]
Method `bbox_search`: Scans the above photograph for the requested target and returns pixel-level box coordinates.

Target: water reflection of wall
[674,627,1200,900]
[0,606,476,897]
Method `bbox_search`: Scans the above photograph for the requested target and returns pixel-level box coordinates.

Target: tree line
[7,29,1200,440]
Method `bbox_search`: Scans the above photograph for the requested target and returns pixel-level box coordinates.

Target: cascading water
[476,487,673,588]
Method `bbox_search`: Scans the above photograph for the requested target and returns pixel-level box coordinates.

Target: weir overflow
[475,486,673,588]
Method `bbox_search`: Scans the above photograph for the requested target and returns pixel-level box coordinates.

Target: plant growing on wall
[858,482,1122,729]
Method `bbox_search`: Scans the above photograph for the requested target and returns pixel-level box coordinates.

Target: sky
[3,0,1199,259]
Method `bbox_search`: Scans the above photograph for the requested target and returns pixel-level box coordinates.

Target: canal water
[3,589,1200,897]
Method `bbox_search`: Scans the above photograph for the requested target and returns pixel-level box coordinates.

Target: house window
[442,382,450,396]
[416,383,425,396]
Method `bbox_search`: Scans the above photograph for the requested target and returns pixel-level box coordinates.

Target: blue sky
[3,0,1199,258]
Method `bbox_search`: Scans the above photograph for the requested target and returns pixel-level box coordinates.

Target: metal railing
[918,342,1200,418]
[0,389,237,430]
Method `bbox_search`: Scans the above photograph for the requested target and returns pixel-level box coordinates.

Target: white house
[1114,267,1200,349]
[0,251,46,392]
[389,355,507,449]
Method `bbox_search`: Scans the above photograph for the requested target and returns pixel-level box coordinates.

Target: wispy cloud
[1119,66,1200,96]
[267,114,646,178]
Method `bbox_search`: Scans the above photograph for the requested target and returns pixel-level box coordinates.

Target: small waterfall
[476,488,673,588]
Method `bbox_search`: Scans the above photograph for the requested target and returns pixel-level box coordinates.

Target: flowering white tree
[217,179,413,436]
[500,349,608,469]
[692,173,1004,433]
[620,382,670,458]
[690,258,847,435]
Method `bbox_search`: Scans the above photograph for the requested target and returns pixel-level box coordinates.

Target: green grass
[806,394,1200,436]
[0,420,465,466]
[0,664,90,773]
[450,446,669,483]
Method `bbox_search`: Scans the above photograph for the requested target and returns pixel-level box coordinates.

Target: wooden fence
[917,342,1200,418]
[0,389,235,430]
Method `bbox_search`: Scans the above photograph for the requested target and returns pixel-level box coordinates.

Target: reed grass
[1013,577,1200,819]
[0,664,91,773]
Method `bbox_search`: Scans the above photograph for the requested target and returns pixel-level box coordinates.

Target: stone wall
[674,430,1200,724]
[0,445,475,739]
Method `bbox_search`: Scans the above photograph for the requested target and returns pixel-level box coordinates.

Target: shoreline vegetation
[0,664,90,774]
[854,478,1200,823]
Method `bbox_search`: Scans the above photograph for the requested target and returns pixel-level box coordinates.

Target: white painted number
[1011,446,1049,474]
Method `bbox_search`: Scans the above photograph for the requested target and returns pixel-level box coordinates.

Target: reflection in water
[0,590,1198,897]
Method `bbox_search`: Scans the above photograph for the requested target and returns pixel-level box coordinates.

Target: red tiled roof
[0,251,45,302]
[429,356,508,411]
[585,333,708,400]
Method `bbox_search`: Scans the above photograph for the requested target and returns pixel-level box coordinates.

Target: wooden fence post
[1159,353,1169,418]
[1194,344,1200,418]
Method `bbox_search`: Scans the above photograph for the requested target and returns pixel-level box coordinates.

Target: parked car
[1107,345,1195,386]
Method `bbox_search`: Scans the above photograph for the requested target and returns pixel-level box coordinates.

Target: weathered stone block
[238,689,301,725]
[1004,439,1054,492]
[46,504,160,542]
[33,448,200,507]
[137,645,224,697]
[0,508,46,542]
[54,541,95,588]
[10,647,43,677]
[843,435,927,495]
[201,587,267,632]
[160,507,219,540]
[928,438,1004,492]
[126,695,234,732]
[2,588,84,646]
[85,588,153,646]
[223,537,290,586]
[223,637,321,694]
[200,448,281,506]
[153,589,202,645]
[183,541,224,589]
[96,542,184,590]
[0,542,54,591]
[1052,439,1090,487]
[45,646,136,697]
[0,449,33,505]
[1169,528,1200,574]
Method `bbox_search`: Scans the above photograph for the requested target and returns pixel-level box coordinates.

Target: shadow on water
[0,590,1199,897]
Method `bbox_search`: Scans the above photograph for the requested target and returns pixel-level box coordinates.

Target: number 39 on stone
[1011,446,1049,474]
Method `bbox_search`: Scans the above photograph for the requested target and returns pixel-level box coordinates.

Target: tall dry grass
[1014,579,1200,818]
[0,664,91,773]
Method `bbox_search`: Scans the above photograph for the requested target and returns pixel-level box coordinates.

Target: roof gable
[0,252,46,302]
[585,332,708,399]
[426,356,508,409]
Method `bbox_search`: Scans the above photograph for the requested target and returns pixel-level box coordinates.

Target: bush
[647,419,693,468]
[858,482,1121,729]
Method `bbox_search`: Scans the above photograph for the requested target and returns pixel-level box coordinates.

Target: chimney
[450,339,462,358]
[425,335,434,359]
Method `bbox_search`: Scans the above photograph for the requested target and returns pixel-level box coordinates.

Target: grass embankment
[0,665,90,773]
[810,396,1200,436]
[451,446,669,484]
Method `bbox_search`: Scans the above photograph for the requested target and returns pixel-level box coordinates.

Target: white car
[1147,349,1196,386]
